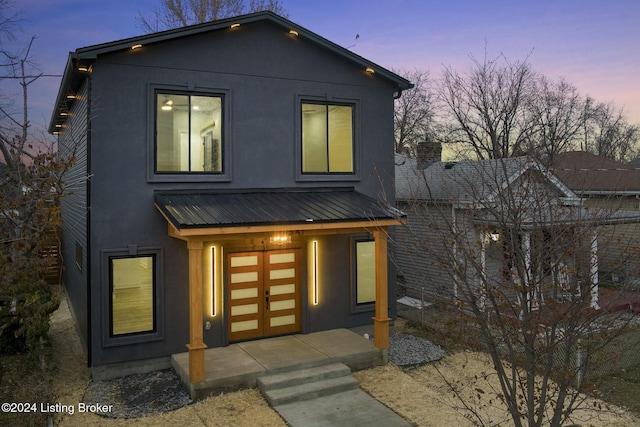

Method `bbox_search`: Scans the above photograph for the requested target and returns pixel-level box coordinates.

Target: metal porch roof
[154,189,405,231]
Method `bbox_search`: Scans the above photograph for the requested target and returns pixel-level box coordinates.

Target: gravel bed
[82,368,192,419]
[388,332,446,367]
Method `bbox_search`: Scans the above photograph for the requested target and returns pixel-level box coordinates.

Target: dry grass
[46,290,640,426]
[356,352,639,427]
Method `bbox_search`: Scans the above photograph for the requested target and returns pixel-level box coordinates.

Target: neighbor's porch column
[522,231,535,308]
[590,230,600,310]
[187,238,207,383]
[373,228,390,349]
[478,229,487,311]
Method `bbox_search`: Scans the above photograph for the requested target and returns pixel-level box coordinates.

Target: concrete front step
[258,362,359,406]
[263,375,360,406]
[258,362,352,393]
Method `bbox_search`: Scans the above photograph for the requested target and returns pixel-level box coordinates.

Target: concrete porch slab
[296,329,385,370]
[171,328,385,400]
[237,335,327,371]
[171,345,267,399]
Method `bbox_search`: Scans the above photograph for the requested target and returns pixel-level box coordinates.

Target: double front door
[227,249,301,342]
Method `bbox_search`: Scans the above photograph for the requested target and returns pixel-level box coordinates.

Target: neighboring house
[553,151,640,210]
[394,143,639,309]
[553,151,640,283]
[49,12,411,383]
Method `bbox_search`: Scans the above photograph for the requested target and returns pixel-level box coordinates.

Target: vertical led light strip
[312,240,319,305]
[210,246,216,317]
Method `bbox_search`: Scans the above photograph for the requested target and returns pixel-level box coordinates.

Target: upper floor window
[301,102,354,174]
[156,92,223,173]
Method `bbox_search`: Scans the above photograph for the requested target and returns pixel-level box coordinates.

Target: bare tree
[439,52,536,160]
[581,100,639,163]
[393,69,437,156]
[432,50,639,163]
[395,153,640,426]
[526,76,587,165]
[0,13,72,361]
[137,0,288,32]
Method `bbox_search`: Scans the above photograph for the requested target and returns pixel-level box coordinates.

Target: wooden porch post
[373,228,390,349]
[187,238,207,383]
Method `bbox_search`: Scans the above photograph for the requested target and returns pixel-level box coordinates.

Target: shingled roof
[552,151,640,194]
[395,154,576,204]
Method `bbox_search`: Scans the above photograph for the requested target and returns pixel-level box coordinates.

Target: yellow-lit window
[156,92,223,173]
[301,103,354,173]
[356,241,376,304]
[110,256,155,336]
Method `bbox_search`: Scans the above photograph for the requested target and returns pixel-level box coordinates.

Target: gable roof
[49,11,412,133]
[552,151,640,195]
[395,154,578,204]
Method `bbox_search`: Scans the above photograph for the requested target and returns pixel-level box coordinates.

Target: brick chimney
[416,140,442,168]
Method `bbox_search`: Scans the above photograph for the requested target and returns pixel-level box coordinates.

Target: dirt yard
[48,289,639,426]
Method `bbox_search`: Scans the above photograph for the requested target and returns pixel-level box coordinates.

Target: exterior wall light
[131,44,143,50]
[289,30,299,36]
[270,233,291,245]
[230,23,241,29]
[365,67,375,74]
[312,240,319,305]
[210,246,217,317]
[489,230,500,242]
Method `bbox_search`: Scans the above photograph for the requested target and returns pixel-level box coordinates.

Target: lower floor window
[110,255,156,336]
[355,240,376,305]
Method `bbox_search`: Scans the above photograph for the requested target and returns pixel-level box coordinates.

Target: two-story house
[49,12,411,384]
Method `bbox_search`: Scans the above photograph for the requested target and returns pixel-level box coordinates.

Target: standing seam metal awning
[154,189,405,237]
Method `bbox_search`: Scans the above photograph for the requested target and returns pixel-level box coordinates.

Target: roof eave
[49,11,412,133]
[73,11,412,89]
[48,54,79,134]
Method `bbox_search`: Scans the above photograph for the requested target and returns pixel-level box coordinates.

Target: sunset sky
[14,0,640,133]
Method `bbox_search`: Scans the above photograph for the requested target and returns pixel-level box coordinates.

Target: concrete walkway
[274,389,411,427]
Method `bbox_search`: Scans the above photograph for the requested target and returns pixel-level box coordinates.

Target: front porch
[171,328,385,400]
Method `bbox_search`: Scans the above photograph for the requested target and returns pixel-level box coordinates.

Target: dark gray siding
[59,79,90,350]
[81,21,398,367]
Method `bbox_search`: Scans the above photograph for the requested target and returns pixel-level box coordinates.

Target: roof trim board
[49,11,412,132]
